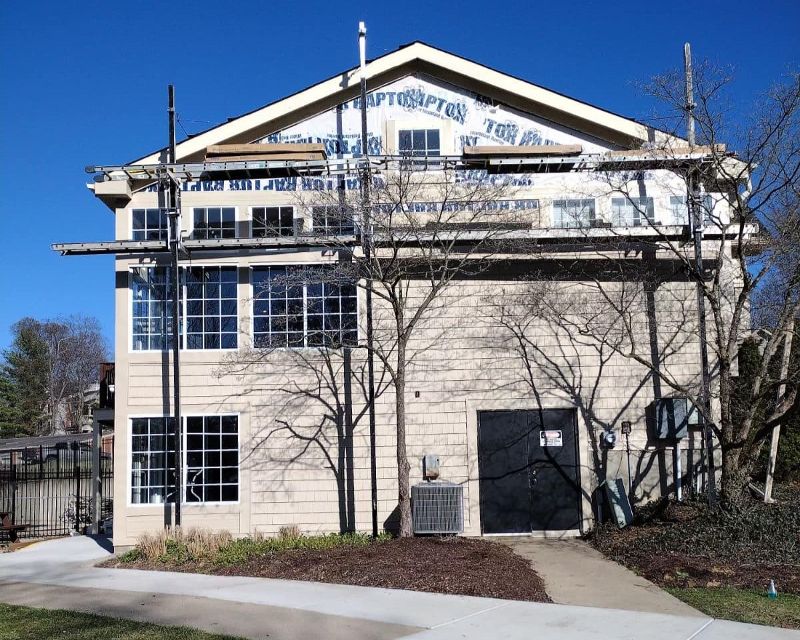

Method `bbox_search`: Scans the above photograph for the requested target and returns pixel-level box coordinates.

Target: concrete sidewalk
[498,536,702,616]
[0,536,796,640]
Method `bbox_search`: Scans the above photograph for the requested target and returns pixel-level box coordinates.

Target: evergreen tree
[1,318,51,436]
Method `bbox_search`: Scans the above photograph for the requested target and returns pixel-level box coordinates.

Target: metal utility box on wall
[411,482,464,534]
[654,398,691,439]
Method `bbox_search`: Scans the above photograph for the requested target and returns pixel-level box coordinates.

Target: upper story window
[185,267,238,350]
[312,205,356,236]
[252,265,358,348]
[132,208,169,241]
[670,195,715,226]
[252,206,295,238]
[611,197,656,227]
[131,266,238,351]
[192,207,236,239]
[399,129,440,168]
[131,267,175,351]
[552,199,596,228]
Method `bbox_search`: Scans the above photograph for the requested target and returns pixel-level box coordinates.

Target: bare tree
[496,65,800,509]
[228,161,522,535]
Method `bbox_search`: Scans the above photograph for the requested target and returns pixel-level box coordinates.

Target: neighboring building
[61,42,751,548]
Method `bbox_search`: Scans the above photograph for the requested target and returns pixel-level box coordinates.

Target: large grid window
[192,207,236,239]
[399,129,440,168]
[132,208,169,241]
[252,206,295,238]
[252,266,358,348]
[185,266,238,350]
[185,415,239,503]
[611,197,656,227]
[131,267,175,351]
[311,205,356,236]
[552,199,596,228]
[131,417,176,504]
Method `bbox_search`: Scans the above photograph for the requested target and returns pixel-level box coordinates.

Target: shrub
[592,486,800,566]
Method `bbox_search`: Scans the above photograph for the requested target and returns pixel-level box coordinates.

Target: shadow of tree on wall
[483,262,704,524]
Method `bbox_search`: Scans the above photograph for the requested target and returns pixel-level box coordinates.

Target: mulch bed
[590,486,800,595]
[105,537,550,602]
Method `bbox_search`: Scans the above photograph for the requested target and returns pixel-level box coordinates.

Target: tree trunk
[719,447,749,510]
[395,338,412,537]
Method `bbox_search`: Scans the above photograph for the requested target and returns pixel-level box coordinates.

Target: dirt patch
[105,537,550,602]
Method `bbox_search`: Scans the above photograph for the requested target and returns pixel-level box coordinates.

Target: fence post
[10,463,17,525]
[92,418,101,535]
[73,443,81,534]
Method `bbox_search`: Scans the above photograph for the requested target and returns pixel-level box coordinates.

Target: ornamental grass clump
[132,527,234,563]
[122,526,390,566]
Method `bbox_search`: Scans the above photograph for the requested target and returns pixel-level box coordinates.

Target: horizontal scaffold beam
[52,224,758,257]
[85,150,722,183]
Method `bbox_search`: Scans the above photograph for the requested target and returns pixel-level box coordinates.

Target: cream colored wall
[112,197,709,545]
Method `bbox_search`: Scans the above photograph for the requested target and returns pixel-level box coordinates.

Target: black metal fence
[0,438,113,538]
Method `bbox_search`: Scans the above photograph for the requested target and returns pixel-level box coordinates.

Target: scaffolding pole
[359,21,379,539]
[167,84,183,527]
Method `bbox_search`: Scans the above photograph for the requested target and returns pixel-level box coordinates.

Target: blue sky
[1,0,798,351]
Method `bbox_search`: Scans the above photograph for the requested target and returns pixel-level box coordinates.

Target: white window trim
[189,206,240,240]
[248,261,361,352]
[126,412,241,508]
[128,264,240,355]
[129,206,169,242]
[249,205,297,239]
[551,198,597,229]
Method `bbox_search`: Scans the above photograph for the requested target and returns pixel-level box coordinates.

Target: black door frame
[476,407,583,535]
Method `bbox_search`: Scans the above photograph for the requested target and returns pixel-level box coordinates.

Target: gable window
[185,266,238,350]
[132,208,169,241]
[252,206,294,238]
[399,129,440,168]
[185,415,239,503]
[131,417,176,504]
[611,197,656,227]
[552,199,596,228]
[192,207,236,239]
[312,205,356,236]
[131,266,238,351]
[252,265,358,348]
[131,267,176,351]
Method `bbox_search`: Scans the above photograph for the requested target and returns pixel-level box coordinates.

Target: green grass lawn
[667,587,800,630]
[0,603,244,640]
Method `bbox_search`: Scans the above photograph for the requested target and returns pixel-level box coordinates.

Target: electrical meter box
[423,454,440,480]
[654,398,690,439]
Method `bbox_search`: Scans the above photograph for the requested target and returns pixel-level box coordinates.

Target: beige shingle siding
[113,257,714,544]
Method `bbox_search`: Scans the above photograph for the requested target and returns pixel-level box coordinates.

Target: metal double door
[478,409,581,533]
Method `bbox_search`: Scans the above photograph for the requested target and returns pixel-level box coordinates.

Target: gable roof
[134,41,668,165]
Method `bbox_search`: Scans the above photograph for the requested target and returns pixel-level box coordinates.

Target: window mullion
[303,277,308,348]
